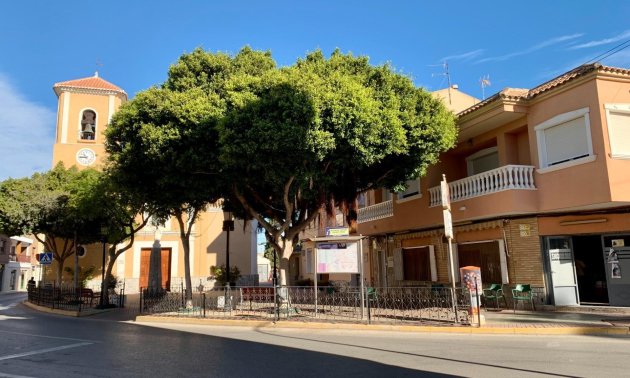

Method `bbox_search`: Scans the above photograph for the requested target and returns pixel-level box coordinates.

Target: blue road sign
[40,252,53,265]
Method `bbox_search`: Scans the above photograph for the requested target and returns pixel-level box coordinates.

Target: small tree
[0,164,105,284]
[64,265,97,287]
[209,265,241,287]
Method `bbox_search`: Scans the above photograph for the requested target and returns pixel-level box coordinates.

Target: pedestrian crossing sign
[39,252,53,265]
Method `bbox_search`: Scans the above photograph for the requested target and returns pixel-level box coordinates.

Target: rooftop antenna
[95,59,104,77]
[431,61,452,105]
[479,75,491,100]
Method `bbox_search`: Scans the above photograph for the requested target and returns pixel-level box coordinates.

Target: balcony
[357,200,393,223]
[7,254,31,263]
[429,165,536,207]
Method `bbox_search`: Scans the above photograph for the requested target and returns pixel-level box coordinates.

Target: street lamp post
[98,225,108,308]
[222,211,235,286]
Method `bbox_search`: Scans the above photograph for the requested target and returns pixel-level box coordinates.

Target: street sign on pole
[39,252,53,265]
[441,174,451,211]
[443,209,453,239]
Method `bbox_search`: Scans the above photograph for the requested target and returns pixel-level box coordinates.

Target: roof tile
[53,74,126,96]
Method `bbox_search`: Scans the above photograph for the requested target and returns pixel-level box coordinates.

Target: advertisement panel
[316,242,359,273]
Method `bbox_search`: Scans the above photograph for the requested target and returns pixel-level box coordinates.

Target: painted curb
[22,300,81,317]
[134,315,630,336]
[21,300,116,317]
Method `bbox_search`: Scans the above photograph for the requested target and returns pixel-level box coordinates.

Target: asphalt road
[1,292,629,377]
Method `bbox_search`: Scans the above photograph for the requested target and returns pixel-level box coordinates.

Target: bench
[77,288,99,307]
[241,287,275,310]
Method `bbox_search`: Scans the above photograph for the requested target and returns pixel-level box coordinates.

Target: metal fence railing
[27,281,126,312]
[139,285,473,325]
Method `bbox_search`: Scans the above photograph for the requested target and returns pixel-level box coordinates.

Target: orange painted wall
[538,212,630,236]
[528,80,611,211]
[597,77,630,202]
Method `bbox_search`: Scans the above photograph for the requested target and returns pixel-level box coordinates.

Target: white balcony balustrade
[429,165,536,207]
[357,200,393,223]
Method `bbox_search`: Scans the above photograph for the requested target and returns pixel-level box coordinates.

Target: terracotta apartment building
[357,63,630,307]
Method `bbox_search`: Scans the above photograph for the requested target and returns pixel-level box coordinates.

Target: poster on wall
[612,263,621,279]
[316,242,359,273]
[608,248,621,279]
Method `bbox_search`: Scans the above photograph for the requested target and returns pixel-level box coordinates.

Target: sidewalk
[129,306,630,336]
[478,308,630,334]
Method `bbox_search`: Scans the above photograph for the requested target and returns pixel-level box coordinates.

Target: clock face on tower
[76,148,96,166]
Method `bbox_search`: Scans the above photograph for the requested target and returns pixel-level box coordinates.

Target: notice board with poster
[316,242,359,273]
[603,235,630,307]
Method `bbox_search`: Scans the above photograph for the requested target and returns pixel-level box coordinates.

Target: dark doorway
[458,242,501,284]
[572,235,608,304]
[140,248,172,290]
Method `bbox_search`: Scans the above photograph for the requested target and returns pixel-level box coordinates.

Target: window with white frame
[382,188,393,202]
[357,192,367,208]
[396,178,421,200]
[604,104,630,159]
[535,107,593,169]
[466,147,499,176]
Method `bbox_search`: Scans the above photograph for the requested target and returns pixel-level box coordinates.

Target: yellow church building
[46,73,258,293]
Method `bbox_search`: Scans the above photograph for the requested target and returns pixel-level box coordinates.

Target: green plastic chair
[512,284,535,312]
[483,283,507,309]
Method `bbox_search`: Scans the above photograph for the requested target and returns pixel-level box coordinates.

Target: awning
[10,236,33,245]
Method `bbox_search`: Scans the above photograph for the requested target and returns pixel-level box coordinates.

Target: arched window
[80,110,97,140]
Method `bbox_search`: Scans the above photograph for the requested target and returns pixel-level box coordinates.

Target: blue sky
[1,0,629,180]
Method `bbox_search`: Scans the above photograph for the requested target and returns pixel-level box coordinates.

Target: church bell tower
[51,72,127,169]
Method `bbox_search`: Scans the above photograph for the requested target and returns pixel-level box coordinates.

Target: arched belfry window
[80,110,96,140]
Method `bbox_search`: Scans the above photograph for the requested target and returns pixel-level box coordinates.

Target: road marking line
[0,372,37,378]
[0,342,93,361]
[0,330,96,343]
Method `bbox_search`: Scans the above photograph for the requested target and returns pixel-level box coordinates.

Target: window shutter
[608,110,630,157]
[544,116,589,165]
[393,248,403,281]
[429,246,437,282]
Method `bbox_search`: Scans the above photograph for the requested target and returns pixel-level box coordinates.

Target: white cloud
[0,74,55,181]
[440,49,485,62]
[476,33,584,64]
[569,30,630,50]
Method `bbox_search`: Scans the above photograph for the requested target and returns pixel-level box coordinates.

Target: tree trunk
[176,212,194,305]
[104,254,115,306]
[56,259,65,285]
[278,241,293,286]
[279,257,290,286]
[182,235,192,303]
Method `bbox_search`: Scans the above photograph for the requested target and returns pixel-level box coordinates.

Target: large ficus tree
[105,85,223,301]
[165,48,457,285]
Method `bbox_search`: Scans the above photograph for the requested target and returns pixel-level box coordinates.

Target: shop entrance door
[546,237,579,305]
[573,235,608,304]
